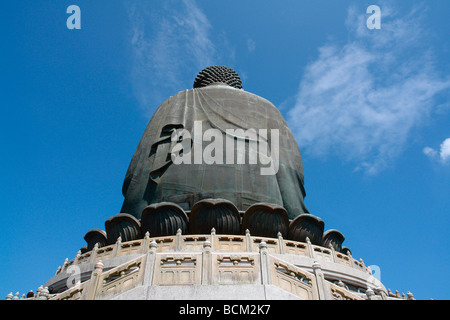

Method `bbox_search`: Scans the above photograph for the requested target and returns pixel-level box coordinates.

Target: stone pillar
[202,240,212,285]
[112,236,122,257]
[328,244,337,263]
[143,240,158,287]
[175,229,182,251]
[74,250,82,264]
[259,241,271,285]
[141,232,150,254]
[210,228,216,251]
[62,258,69,271]
[90,243,99,262]
[277,232,285,254]
[312,261,331,300]
[245,229,252,252]
[306,237,315,258]
[347,251,355,268]
[82,260,104,300]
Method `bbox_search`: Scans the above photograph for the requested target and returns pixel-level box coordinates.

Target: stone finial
[55,266,62,275]
[37,285,44,295]
[203,240,212,249]
[407,291,415,300]
[6,292,13,300]
[245,229,250,236]
[144,231,150,239]
[210,227,216,235]
[62,258,69,269]
[150,239,158,249]
[176,228,182,236]
[95,260,104,270]
[116,236,122,244]
[259,240,267,249]
[312,260,321,270]
[305,236,311,243]
[40,287,49,300]
[13,292,20,300]
[366,288,375,299]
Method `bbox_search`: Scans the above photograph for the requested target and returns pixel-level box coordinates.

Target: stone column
[74,250,82,264]
[141,232,150,254]
[112,237,122,258]
[82,260,104,300]
[143,240,158,287]
[175,229,182,251]
[277,232,285,254]
[328,244,337,263]
[210,228,216,251]
[245,229,252,252]
[306,237,315,259]
[90,244,99,262]
[202,240,212,285]
[312,261,331,300]
[259,241,271,285]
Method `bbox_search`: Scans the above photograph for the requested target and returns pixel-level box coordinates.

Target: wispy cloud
[424,138,450,165]
[287,4,450,174]
[247,38,256,52]
[127,0,224,113]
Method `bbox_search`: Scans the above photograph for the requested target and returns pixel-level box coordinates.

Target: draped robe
[121,84,308,220]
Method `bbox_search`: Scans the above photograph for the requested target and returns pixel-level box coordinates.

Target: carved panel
[154,254,201,285]
[213,254,260,285]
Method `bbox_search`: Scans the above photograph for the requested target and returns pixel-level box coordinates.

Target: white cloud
[441,138,450,163]
[247,38,256,52]
[127,0,222,113]
[423,147,437,158]
[425,138,450,164]
[287,4,450,174]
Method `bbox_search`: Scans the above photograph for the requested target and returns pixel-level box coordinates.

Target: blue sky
[1,0,449,300]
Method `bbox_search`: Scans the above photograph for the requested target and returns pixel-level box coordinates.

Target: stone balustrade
[6,229,415,300]
[57,229,370,277]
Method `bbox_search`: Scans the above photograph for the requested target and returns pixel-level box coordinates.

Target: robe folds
[121,84,308,220]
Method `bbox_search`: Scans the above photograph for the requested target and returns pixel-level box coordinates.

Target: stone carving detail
[83,229,107,252]
[141,202,188,237]
[189,199,241,235]
[105,213,142,245]
[241,203,289,238]
[288,214,324,245]
[323,229,345,253]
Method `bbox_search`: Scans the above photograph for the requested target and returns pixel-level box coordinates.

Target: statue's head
[193,65,243,89]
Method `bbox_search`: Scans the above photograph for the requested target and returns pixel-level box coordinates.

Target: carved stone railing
[45,237,367,301]
[55,229,370,279]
